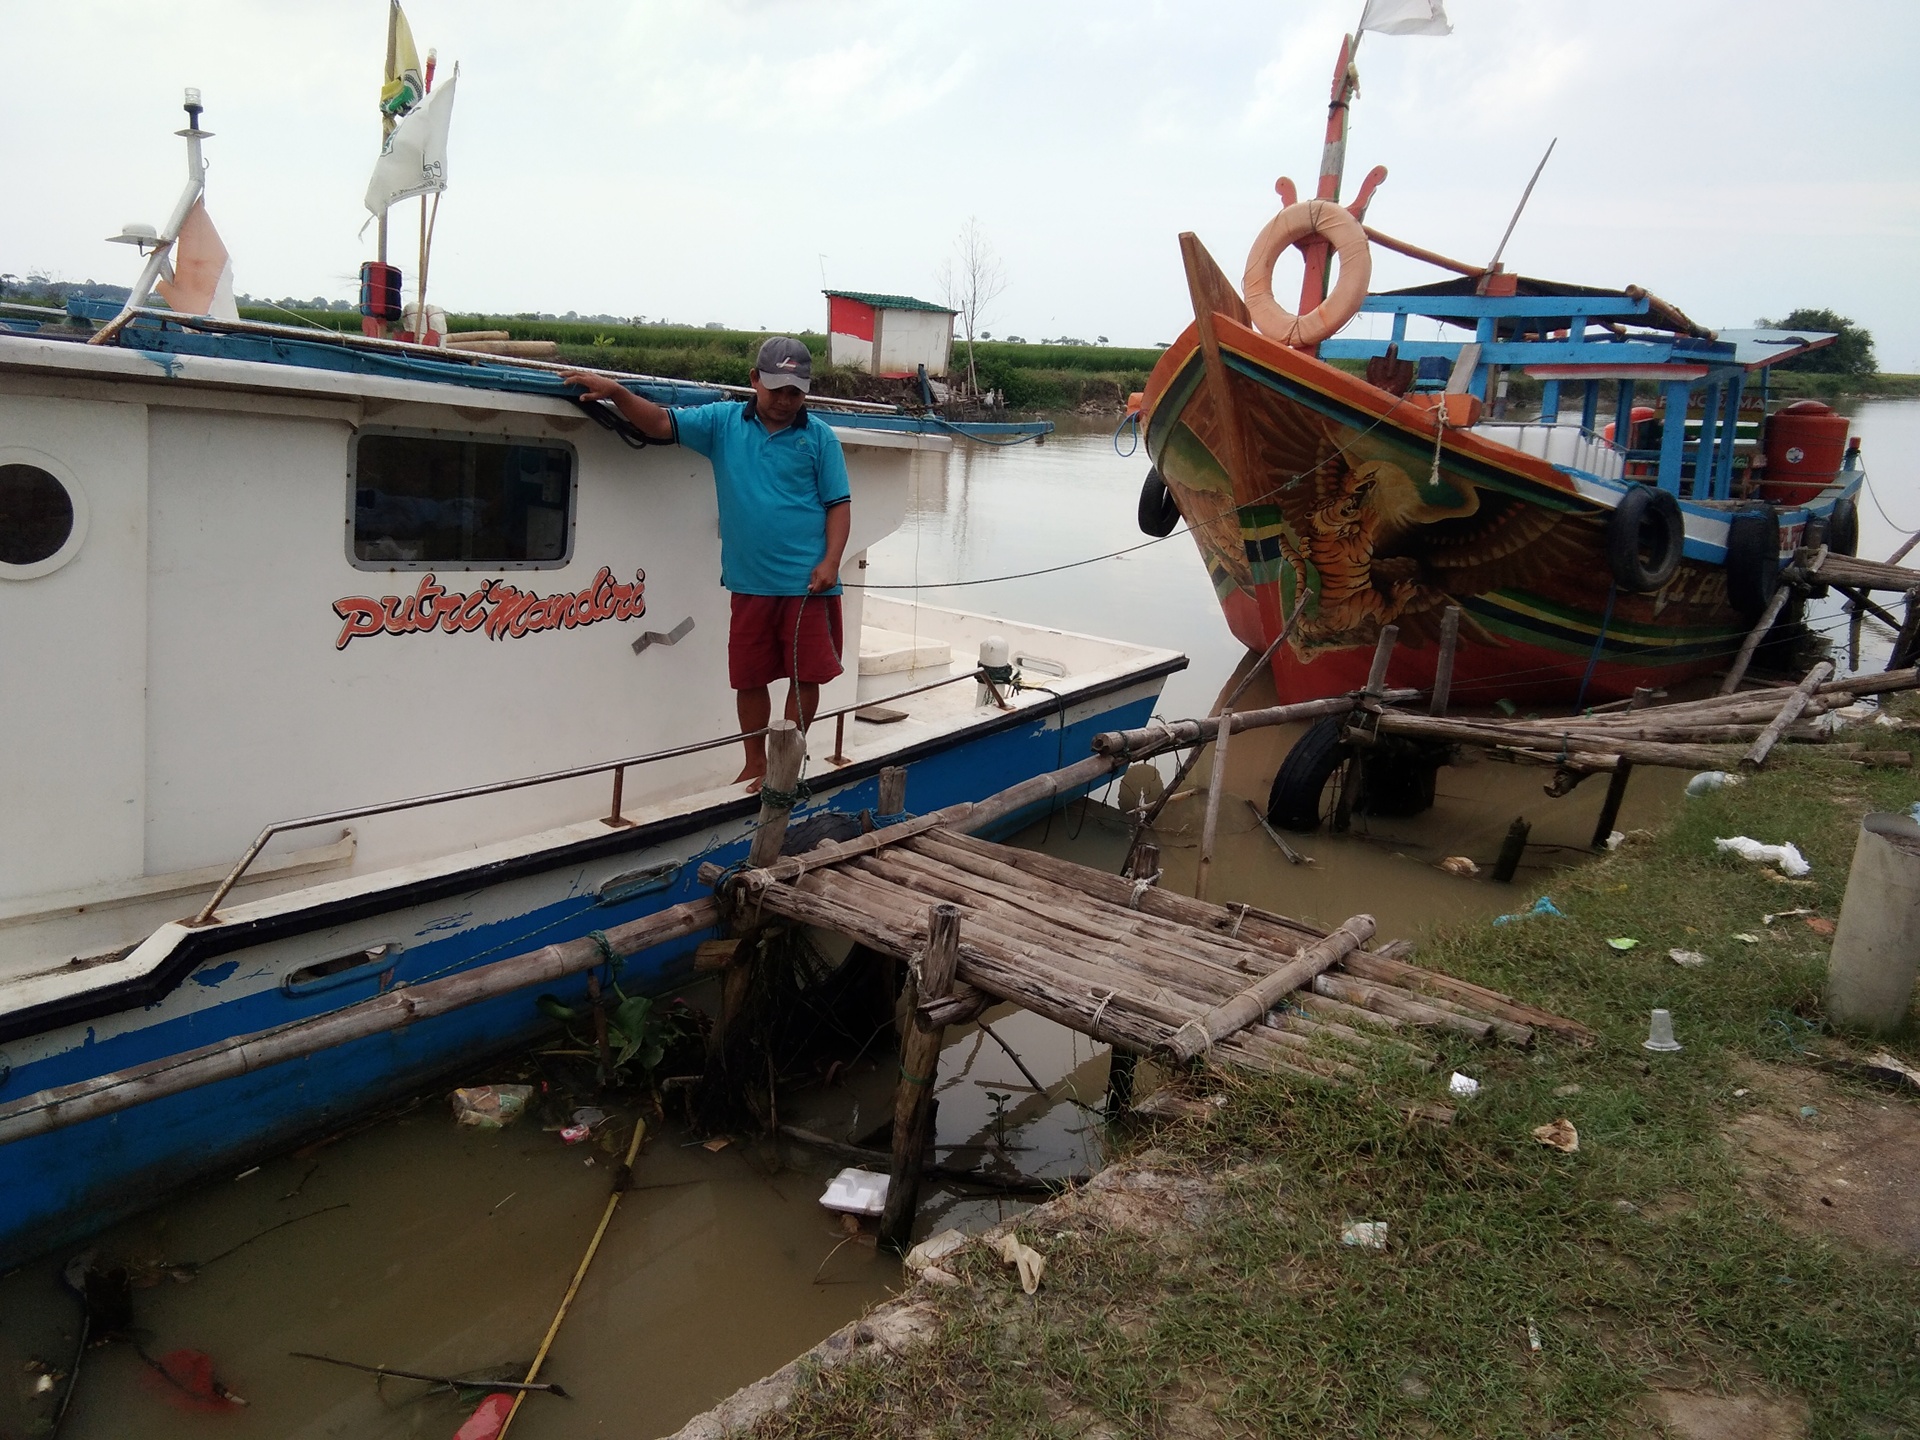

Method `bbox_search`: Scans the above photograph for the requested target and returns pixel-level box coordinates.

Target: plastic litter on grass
[1686,770,1743,796]
[990,1232,1046,1292]
[1643,1009,1683,1053]
[1714,836,1811,876]
[1340,1221,1389,1250]
[1532,1119,1579,1153]
[1493,896,1565,926]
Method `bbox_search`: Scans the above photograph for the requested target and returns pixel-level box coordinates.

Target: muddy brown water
[3,406,1911,1438]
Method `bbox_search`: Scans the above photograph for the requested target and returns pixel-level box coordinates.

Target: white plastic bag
[1714,836,1810,876]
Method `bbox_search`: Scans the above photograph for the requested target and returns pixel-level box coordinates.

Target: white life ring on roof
[1242,200,1372,349]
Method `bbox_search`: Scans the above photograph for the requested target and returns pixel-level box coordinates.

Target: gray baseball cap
[754,335,812,392]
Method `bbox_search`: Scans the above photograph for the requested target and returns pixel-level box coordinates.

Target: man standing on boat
[561,337,851,789]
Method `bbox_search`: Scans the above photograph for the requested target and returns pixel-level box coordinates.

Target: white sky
[6,1,1918,367]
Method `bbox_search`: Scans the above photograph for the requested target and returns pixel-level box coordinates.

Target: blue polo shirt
[672,400,851,596]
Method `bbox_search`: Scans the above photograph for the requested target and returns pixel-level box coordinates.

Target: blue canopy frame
[1317,285,1840,500]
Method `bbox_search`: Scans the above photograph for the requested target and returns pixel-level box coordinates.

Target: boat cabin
[1319,277,1851,506]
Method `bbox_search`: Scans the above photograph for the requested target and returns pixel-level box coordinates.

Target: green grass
[231,308,1161,409]
[749,712,1920,1438]
[1766,371,1920,402]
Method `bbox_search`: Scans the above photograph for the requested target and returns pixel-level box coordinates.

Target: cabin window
[350,430,575,569]
[0,464,75,569]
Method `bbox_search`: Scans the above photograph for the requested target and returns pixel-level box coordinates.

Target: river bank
[682,704,1920,1439]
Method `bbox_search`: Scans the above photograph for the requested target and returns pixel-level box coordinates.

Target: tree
[1758,307,1876,377]
[938,217,1006,397]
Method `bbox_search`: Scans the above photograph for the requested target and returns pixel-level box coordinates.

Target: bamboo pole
[1311,973,1499,1043]
[1158,916,1374,1062]
[1363,625,1399,697]
[747,721,807,868]
[957,754,1121,834]
[852,852,1265,1010]
[898,834,1297,982]
[1370,712,1736,770]
[0,898,718,1145]
[1811,551,1920,590]
[698,808,964,893]
[1193,710,1232,904]
[1743,660,1833,769]
[1091,690,1418,759]
[1719,583,1796,695]
[1334,952,1592,1043]
[1835,584,1905,632]
[496,1116,648,1438]
[1430,607,1461,716]
[879,904,958,1251]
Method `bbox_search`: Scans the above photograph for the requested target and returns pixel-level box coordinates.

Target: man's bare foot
[735,765,766,793]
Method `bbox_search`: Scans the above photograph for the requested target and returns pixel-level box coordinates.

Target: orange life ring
[1242,199,1371,349]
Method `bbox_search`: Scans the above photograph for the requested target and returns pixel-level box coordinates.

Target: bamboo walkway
[697,815,1589,1082]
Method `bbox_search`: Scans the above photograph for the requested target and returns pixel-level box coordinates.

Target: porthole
[0,453,88,580]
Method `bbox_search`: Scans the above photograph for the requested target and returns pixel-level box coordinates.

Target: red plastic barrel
[1762,400,1850,504]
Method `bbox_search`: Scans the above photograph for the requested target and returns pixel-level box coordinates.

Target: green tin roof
[822,289,957,314]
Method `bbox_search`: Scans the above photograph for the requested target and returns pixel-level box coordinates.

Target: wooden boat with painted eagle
[1133,24,1865,709]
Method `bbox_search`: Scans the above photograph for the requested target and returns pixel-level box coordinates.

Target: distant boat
[0,93,1173,1266]
[1135,25,1862,708]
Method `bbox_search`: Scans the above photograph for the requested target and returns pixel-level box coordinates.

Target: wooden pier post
[1194,712,1232,903]
[747,721,808,869]
[880,903,960,1252]
[1492,817,1531,883]
[1430,608,1460,716]
[1590,760,1634,850]
[1105,841,1159,1114]
[1893,589,1920,673]
[877,765,907,820]
[1364,624,1400,697]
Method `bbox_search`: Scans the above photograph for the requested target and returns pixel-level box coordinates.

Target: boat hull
[0,672,1166,1268]
[1140,319,1860,705]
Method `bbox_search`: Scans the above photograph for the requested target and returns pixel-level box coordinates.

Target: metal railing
[88,308,904,414]
[190,666,1008,925]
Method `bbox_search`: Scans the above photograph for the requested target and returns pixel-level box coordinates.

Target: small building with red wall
[824,291,956,378]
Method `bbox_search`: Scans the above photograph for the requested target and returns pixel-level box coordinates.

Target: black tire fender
[1724,505,1782,621]
[1266,715,1351,832]
[1826,494,1859,557]
[1605,485,1685,593]
[1136,467,1180,538]
[1805,495,1856,599]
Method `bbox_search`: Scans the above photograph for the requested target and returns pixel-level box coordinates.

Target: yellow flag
[381,1,423,117]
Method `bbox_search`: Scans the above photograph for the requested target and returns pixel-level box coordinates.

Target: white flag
[364,67,457,216]
[1359,0,1452,36]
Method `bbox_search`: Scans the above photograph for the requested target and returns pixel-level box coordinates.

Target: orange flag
[155,200,237,319]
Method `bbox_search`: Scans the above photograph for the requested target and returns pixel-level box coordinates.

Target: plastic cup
[1642,1008,1683,1052]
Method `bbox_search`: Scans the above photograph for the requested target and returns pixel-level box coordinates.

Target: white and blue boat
[0,101,1181,1267]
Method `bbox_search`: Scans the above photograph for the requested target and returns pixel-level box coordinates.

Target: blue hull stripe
[0,691,1158,1266]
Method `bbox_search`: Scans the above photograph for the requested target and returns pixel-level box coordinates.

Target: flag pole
[378,0,397,267]
[414,47,437,343]
[1297,28,1361,315]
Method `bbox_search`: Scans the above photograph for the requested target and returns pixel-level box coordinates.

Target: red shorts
[728,593,844,689]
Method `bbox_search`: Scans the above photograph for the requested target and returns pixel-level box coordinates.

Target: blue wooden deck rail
[1319,289,1773,499]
